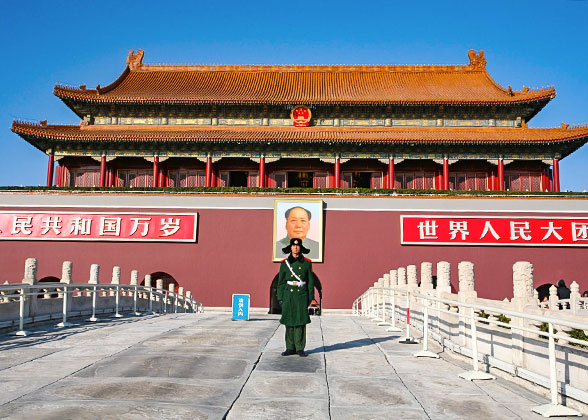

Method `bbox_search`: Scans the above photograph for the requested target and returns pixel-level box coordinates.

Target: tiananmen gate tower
[4,49,588,309]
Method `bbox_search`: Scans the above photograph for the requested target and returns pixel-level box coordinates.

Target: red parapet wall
[0,194,587,308]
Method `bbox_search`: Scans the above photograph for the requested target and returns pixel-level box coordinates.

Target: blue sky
[1,0,587,190]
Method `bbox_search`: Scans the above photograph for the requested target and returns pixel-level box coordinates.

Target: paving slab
[226,397,329,420]
[18,377,239,408]
[330,406,428,420]
[238,371,328,399]
[0,401,224,420]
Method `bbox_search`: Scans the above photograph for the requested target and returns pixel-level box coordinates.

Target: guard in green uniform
[277,238,315,357]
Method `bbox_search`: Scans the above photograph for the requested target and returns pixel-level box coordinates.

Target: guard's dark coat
[277,255,315,326]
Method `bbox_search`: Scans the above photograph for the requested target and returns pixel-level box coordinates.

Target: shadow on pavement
[307,335,399,354]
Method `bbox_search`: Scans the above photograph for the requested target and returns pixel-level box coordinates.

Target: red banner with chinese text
[401,216,588,247]
[0,212,197,242]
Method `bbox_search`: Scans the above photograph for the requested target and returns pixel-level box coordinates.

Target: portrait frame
[272,199,324,262]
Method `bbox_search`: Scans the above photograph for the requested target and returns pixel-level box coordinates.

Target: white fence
[0,258,203,334]
[352,261,588,418]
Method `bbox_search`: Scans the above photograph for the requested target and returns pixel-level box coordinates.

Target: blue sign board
[232,294,250,320]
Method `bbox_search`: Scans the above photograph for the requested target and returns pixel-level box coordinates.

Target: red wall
[1,205,587,309]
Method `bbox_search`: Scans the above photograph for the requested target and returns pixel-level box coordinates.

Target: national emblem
[290,105,311,127]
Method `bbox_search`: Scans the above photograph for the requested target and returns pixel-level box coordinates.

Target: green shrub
[538,322,558,342]
[1,185,587,197]
[478,310,490,325]
[497,314,511,329]
[568,329,588,349]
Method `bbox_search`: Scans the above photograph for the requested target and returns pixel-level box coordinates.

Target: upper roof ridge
[127,49,477,73]
[136,63,474,73]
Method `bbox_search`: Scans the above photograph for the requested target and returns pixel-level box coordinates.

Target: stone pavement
[0,312,583,419]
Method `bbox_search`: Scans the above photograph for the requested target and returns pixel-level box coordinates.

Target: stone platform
[0,313,583,419]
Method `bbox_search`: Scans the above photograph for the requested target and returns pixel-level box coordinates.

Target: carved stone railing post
[61,261,72,284]
[111,266,122,317]
[59,260,73,310]
[129,270,138,296]
[89,263,99,298]
[436,261,451,294]
[511,261,535,367]
[378,277,385,313]
[88,264,100,322]
[407,265,418,291]
[418,262,434,328]
[111,266,121,297]
[169,283,176,313]
[458,261,476,298]
[570,281,580,314]
[389,270,398,287]
[458,261,476,346]
[512,262,534,305]
[436,261,451,335]
[387,269,400,330]
[178,286,185,312]
[89,264,99,284]
[381,273,390,322]
[548,285,559,311]
[130,269,138,287]
[156,279,163,311]
[186,291,193,312]
[144,274,152,301]
[130,270,140,315]
[23,258,38,285]
[23,258,38,318]
[397,267,407,287]
[420,262,433,291]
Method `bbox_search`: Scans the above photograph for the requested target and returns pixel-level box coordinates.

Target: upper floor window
[505,172,542,192]
[68,169,100,187]
[117,170,153,187]
[168,170,205,187]
[394,172,434,189]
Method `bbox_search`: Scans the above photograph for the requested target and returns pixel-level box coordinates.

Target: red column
[259,156,265,187]
[158,168,165,188]
[388,158,394,189]
[497,158,505,191]
[442,157,449,190]
[212,166,218,187]
[205,156,212,187]
[541,167,550,192]
[152,156,159,187]
[553,158,560,192]
[46,153,54,187]
[99,155,106,187]
[489,169,496,191]
[434,170,441,190]
[107,168,113,187]
[334,156,341,188]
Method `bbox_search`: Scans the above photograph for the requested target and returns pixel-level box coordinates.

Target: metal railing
[353,286,587,417]
[0,282,204,336]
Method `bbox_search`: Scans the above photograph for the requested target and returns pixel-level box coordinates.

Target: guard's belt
[287,280,306,287]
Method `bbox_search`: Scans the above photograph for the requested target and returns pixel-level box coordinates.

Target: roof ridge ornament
[127,50,144,70]
[468,50,486,69]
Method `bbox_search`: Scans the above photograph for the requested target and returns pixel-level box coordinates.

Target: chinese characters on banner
[0,212,197,242]
[401,216,588,246]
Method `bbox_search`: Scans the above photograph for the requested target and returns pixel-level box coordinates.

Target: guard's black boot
[281,349,295,356]
[297,350,307,357]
